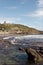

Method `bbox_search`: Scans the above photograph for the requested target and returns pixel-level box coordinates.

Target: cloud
[29,0,43,17]
[22,0,43,17]
[33,21,43,30]
[0,17,21,23]
[30,9,43,17]
[23,9,43,17]
[4,6,17,9]
[20,0,28,5]
[37,0,43,7]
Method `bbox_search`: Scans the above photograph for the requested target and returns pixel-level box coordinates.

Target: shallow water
[0,35,43,65]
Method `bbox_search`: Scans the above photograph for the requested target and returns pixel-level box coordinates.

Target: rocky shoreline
[0,36,43,65]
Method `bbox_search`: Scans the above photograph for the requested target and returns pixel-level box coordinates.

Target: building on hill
[4,21,6,25]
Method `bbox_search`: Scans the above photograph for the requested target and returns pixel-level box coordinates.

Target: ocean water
[0,35,43,65]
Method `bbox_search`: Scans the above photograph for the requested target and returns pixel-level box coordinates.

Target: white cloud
[37,0,43,7]
[22,0,43,17]
[29,0,43,17]
[0,17,21,23]
[28,0,43,17]
[20,0,28,5]
[32,21,43,30]
[4,6,17,9]
[23,9,43,17]
[30,9,43,17]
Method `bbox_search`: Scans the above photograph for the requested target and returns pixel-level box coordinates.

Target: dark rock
[18,47,24,51]
[39,47,43,54]
[2,63,7,65]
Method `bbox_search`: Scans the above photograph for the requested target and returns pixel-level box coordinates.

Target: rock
[2,63,7,65]
[39,47,43,54]
[19,47,24,51]
[5,45,9,48]
[25,48,43,62]
[0,39,3,45]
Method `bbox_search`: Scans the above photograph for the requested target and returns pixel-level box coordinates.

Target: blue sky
[0,0,43,30]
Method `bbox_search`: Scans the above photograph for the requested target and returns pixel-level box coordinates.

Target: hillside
[0,23,43,35]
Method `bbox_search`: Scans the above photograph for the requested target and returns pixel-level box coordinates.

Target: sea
[0,35,43,65]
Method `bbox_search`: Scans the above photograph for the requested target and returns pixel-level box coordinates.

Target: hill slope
[0,23,42,35]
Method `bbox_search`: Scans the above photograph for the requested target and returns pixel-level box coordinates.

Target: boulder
[25,48,43,62]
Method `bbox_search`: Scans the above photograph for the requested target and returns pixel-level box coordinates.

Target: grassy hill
[0,23,42,35]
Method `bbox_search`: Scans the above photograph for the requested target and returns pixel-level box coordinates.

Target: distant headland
[0,21,43,35]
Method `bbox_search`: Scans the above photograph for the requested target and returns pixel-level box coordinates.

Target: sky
[0,0,43,31]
